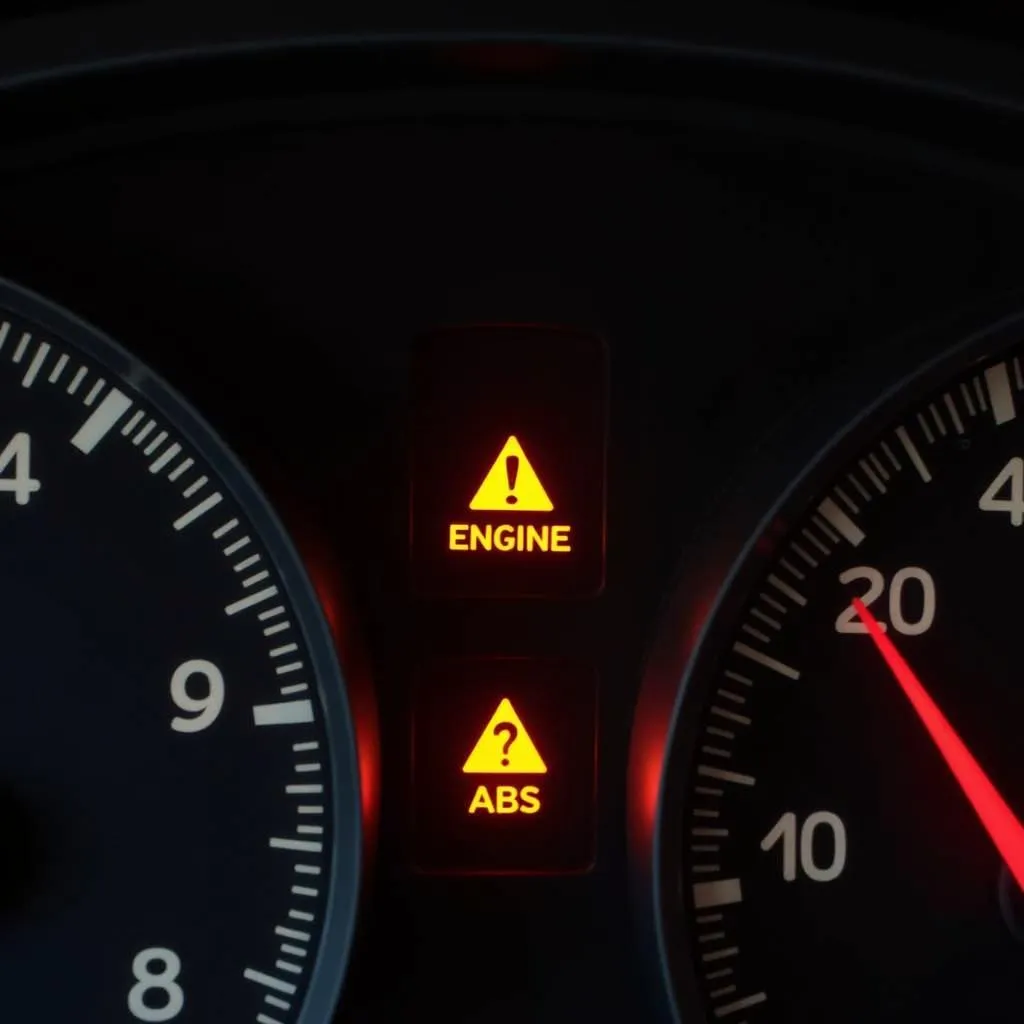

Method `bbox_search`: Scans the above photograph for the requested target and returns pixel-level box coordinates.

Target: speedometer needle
[852,596,1024,891]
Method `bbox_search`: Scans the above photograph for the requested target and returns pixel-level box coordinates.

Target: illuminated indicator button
[449,435,573,555]
[462,698,547,773]
[469,436,553,511]
[462,698,546,816]
[412,658,597,874]
[410,325,606,597]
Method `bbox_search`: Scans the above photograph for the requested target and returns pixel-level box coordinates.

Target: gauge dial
[657,317,1024,1021]
[0,281,360,1021]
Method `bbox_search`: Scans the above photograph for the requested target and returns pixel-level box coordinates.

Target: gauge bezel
[0,275,364,1024]
[630,295,1024,1022]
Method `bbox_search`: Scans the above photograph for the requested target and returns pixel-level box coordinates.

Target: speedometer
[650,312,1024,1021]
[0,279,361,1021]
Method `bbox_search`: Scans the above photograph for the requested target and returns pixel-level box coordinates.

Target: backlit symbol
[463,698,546,816]
[469,436,553,512]
[462,698,547,774]
[449,434,571,554]
[493,721,518,765]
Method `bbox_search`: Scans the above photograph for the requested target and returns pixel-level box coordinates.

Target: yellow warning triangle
[462,698,548,774]
[469,435,553,512]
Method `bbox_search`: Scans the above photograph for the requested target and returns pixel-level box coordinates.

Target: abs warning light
[412,659,597,874]
[411,325,606,597]
[462,698,547,773]
[463,698,546,816]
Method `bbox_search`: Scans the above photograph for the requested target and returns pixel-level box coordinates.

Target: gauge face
[661,321,1024,1021]
[0,282,360,1021]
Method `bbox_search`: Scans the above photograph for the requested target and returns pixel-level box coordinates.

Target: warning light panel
[412,659,597,874]
[410,326,606,597]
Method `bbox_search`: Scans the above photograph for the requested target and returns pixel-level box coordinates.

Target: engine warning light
[449,435,573,555]
[468,436,553,512]
[410,325,606,597]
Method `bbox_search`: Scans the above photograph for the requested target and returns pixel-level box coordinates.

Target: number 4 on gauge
[0,431,40,505]
[979,457,1024,525]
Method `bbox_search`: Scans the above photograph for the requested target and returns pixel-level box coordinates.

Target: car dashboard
[4,4,1024,1022]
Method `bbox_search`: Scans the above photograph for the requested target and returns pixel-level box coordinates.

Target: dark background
[6,2,1024,44]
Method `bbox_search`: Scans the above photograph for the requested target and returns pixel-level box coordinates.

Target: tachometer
[648,312,1024,1021]
[0,279,361,1021]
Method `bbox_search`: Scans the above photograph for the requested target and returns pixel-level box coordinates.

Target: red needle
[852,596,1024,890]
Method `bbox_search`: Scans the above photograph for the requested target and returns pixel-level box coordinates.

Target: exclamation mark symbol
[505,455,519,505]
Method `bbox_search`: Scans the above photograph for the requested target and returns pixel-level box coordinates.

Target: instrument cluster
[3,6,1024,1022]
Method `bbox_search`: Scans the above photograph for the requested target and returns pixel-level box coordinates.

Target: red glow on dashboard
[635,734,665,837]
[629,585,719,855]
[305,553,381,848]
[442,42,565,74]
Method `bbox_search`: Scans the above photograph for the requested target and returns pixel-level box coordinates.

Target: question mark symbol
[493,721,518,766]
